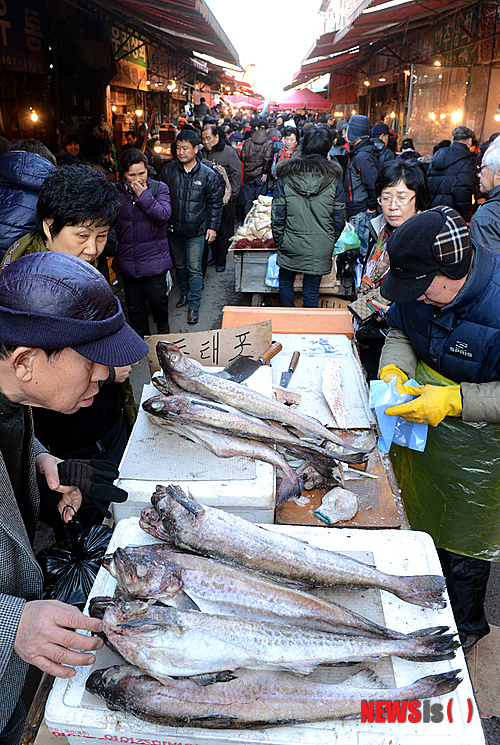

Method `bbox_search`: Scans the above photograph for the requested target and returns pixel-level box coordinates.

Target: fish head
[142,395,191,421]
[106,546,185,599]
[152,485,205,534]
[156,342,194,378]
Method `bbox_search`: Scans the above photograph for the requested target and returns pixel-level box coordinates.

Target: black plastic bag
[37,507,112,609]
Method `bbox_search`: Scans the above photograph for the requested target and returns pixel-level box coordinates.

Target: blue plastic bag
[265,252,279,288]
[369,378,428,453]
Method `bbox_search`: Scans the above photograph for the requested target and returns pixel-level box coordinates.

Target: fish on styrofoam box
[45,519,484,745]
[113,365,275,524]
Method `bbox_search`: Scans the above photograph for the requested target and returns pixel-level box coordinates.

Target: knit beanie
[346,115,371,142]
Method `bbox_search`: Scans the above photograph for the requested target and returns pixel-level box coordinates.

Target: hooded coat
[271,156,346,275]
[0,151,55,258]
[427,141,477,220]
[240,129,273,183]
[114,177,173,278]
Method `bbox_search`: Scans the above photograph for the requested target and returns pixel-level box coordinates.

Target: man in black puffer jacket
[160,129,224,324]
[427,126,477,221]
[344,115,380,259]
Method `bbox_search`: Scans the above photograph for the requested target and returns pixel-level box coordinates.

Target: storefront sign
[433,8,477,65]
[110,23,147,68]
[0,0,47,73]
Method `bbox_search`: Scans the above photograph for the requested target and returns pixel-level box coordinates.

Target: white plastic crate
[114,365,275,523]
[45,519,484,744]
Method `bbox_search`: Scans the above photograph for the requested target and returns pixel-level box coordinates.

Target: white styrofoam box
[45,520,484,745]
[272,333,375,429]
[114,365,275,523]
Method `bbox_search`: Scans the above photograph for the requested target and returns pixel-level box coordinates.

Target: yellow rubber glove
[379,364,409,395]
[385,384,462,427]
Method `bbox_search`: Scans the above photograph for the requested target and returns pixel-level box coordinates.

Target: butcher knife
[215,342,282,383]
[279,351,300,388]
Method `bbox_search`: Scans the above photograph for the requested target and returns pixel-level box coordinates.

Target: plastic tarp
[390,362,500,561]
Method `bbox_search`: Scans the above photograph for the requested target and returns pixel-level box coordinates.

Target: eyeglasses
[377,194,416,206]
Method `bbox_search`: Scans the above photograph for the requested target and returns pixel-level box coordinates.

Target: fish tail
[276,472,304,505]
[391,574,446,609]
[403,669,462,699]
[398,633,460,662]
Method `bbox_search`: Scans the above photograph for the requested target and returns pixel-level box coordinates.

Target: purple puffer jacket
[113,178,173,278]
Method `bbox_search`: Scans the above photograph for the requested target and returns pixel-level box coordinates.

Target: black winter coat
[160,158,224,238]
[373,138,395,171]
[470,184,500,254]
[427,141,476,220]
[344,137,380,218]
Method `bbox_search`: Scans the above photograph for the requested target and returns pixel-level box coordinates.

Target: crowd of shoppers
[1,110,500,745]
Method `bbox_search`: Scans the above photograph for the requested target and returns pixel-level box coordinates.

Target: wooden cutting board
[276,430,403,529]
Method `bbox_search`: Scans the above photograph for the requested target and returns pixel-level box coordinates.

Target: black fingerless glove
[57,459,128,518]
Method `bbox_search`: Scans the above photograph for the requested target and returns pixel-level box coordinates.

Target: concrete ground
[29,252,500,742]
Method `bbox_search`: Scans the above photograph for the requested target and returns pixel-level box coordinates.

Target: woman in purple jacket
[114,149,172,337]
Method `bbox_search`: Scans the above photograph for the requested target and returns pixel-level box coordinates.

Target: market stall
[39,319,483,744]
[230,195,344,306]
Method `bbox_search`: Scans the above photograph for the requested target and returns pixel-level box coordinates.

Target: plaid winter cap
[381,206,472,302]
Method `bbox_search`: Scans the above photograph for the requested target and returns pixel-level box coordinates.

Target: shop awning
[285,48,365,90]
[87,0,239,66]
[290,0,474,89]
[308,0,474,60]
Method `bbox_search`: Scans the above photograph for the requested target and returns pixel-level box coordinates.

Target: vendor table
[45,518,484,744]
[229,245,345,306]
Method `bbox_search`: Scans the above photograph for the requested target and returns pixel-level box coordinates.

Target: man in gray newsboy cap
[0,252,148,744]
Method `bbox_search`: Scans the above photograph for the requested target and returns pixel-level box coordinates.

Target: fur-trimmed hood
[276,155,342,197]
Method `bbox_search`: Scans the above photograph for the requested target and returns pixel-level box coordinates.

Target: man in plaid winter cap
[376,205,500,657]
[381,205,472,304]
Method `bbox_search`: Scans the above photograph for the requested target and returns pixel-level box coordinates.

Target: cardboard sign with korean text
[145,320,273,376]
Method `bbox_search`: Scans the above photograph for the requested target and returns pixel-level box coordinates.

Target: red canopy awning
[226,94,264,108]
[277,88,331,110]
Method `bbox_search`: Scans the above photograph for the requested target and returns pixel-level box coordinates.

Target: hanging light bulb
[363,80,370,87]
[111,105,117,112]
[135,108,143,117]
[433,60,442,67]
[30,109,38,122]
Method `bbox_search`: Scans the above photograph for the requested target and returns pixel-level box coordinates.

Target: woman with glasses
[359,160,429,299]
[354,161,429,378]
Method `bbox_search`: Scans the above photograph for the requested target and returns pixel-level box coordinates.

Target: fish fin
[405,626,450,638]
[275,474,304,505]
[189,714,238,724]
[183,671,238,687]
[171,591,201,612]
[88,596,114,619]
[343,668,388,690]
[118,617,172,630]
[286,663,318,675]
[392,574,446,609]
[163,484,204,516]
